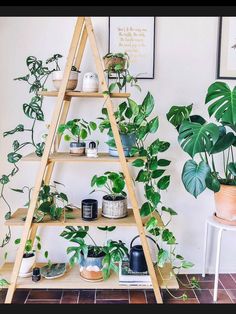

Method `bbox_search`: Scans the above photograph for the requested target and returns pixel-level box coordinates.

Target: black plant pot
[81,199,98,221]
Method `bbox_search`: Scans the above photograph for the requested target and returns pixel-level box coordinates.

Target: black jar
[81,199,98,221]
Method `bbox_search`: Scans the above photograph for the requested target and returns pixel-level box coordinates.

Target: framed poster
[217,17,236,79]
[108,17,155,79]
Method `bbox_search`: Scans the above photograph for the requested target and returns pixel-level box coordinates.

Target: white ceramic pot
[82,72,99,92]
[19,254,36,277]
[102,195,128,219]
[52,70,78,91]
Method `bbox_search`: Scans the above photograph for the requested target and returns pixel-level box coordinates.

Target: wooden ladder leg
[5,17,85,304]
[85,17,163,304]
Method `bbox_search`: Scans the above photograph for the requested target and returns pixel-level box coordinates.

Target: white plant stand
[202,214,236,302]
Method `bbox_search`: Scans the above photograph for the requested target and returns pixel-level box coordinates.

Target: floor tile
[194,289,214,304]
[61,290,79,304]
[187,274,215,281]
[78,290,95,304]
[163,289,195,301]
[145,290,156,304]
[0,290,7,303]
[12,290,29,304]
[129,290,146,304]
[96,300,129,304]
[177,274,191,289]
[230,274,236,283]
[219,274,236,289]
[96,289,129,300]
[166,298,199,304]
[26,300,60,304]
[209,289,232,303]
[197,281,223,289]
[226,289,236,302]
[28,289,62,300]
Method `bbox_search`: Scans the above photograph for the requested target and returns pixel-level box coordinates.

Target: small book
[119,259,152,285]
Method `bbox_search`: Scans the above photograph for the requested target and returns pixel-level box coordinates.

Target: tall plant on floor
[129,92,198,299]
[0,55,60,248]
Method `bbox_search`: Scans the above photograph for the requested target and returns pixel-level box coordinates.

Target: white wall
[0,16,235,273]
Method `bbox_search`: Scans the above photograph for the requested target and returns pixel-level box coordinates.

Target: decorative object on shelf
[167,81,236,224]
[40,263,66,279]
[14,236,42,278]
[103,52,141,94]
[60,225,128,281]
[129,235,159,273]
[46,54,80,90]
[217,17,236,79]
[108,133,136,157]
[32,267,41,282]
[108,17,155,78]
[81,198,98,221]
[58,118,97,156]
[91,171,128,219]
[86,141,98,158]
[82,72,99,92]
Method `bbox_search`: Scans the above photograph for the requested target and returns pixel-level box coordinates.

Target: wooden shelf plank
[39,91,130,98]
[22,152,139,163]
[1,263,178,290]
[5,208,160,227]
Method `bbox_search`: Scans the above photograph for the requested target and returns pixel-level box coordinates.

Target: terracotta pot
[214,184,236,223]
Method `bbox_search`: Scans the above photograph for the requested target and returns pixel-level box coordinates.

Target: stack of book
[119,258,152,286]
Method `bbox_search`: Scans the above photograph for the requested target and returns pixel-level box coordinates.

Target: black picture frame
[217,17,236,80]
[108,17,156,79]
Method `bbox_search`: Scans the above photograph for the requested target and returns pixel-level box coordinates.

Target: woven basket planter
[102,195,128,219]
[103,56,126,71]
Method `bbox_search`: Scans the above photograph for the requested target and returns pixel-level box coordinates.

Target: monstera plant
[167,81,236,223]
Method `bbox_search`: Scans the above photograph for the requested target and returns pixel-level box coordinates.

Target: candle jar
[86,141,98,158]
[82,72,99,92]
[81,199,98,221]
[69,142,86,155]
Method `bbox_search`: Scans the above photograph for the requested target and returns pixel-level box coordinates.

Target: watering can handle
[130,235,160,251]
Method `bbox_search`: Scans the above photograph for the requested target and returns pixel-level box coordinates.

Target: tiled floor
[1,274,236,304]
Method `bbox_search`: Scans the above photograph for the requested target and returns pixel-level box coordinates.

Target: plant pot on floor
[102,195,128,219]
[109,133,136,157]
[79,249,105,281]
[214,184,236,224]
[69,142,86,156]
[19,253,36,277]
[52,70,78,91]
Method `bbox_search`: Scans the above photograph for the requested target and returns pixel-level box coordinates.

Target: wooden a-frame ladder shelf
[3,17,178,304]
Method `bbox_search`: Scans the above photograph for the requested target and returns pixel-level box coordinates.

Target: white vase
[82,72,99,92]
[52,70,78,91]
[19,254,36,277]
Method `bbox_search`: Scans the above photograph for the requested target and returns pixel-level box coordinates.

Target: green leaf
[3,124,24,137]
[157,249,169,267]
[5,212,11,220]
[228,162,236,176]
[149,139,170,155]
[14,238,21,244]
[112,177,125,194]
[0,175,10,185]
[80,129,88,140]
[152,169,165,179]
[132,158,145,167]
[96,176,107,187]
[23,102,44,121]
[181,261,194,269]
[210,131,235,154]
[178,121,219,158]
[145,185,161,207]
[89,121,97,131]
[157,159,171,167]
[162,229,176,244]
[140,202,154,217]
[205,172,221,192]
[182,160,210,198]
[136,170,150,182]
[125,107,132,119]
[157,175,170,190]
[141,92,154,117]
[205,81,236,127]
[7,152,22,163]
[11,188,24,193]
[64,134,71,141]
[176,254,184,260]
[128,98,139,116]
[148,117,159,133]
[166,104,193,128]
[13,140,20,151]
[14,74,30,82]
[161,206,177,215]
[91,175,97,187]
[109,83,117,93]
[146,217,158,231]
[44,251,49,259]
[38,201,51,213]
[149,157,158,170]
[129,146,139,156]
[59,192,68,202]
[106,138,116,148]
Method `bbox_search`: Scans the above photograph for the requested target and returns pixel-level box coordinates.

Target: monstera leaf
[182,160,211,198]
[178,121,219,158]
[210,131,235,154]
[205,81,236,127]
[166,104,193,128]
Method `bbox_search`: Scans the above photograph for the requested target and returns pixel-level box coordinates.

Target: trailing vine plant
[129,92,200,299]
[0,54,61,248]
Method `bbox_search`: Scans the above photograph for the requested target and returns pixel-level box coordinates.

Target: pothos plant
[0,55,60,248]
[166,81,236,198]
[129,92,199,299]
[60,225,128,280]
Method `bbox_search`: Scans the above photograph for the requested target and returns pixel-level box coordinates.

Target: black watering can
[129,235,160,272]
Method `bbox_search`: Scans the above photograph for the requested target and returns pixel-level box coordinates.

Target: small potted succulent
[46,54,80,90]
[91,171,128,219]
[14,236,41,277]
[60,225,128,281]
[58,118,97,156]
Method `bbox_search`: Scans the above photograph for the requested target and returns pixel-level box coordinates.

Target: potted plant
[103,52,128,72]
[60,225,128,281]
[91,171,127,219]
[98,92,159,157]
[57,118,97,156]
[167,81,236,224]
[14,236,41,277]
[46,54,80,91]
